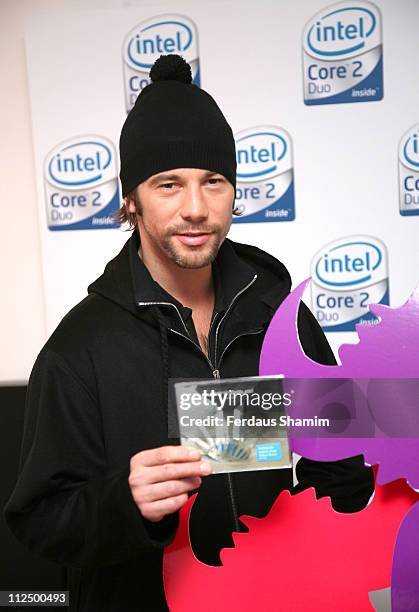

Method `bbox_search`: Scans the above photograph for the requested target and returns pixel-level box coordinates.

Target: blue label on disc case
[256,443,282,461]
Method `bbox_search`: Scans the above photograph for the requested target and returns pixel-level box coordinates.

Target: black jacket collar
[88,228,291,329]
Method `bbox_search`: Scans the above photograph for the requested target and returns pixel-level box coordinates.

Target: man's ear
[125,196,136,214]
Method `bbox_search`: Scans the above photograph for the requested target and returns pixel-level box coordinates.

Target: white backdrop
[24,0,419,358]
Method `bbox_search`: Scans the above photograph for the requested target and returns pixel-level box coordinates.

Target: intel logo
[400,126,419,171]
[303,1,380,60]
[235,127,292,183]
[45,137,116,189]
[124,14,196,70]
[313,237,386,289]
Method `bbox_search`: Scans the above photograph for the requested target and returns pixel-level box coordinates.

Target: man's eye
[160,183,176,190]
[208,177,223,185]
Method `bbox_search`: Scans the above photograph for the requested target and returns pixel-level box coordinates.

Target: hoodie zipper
[216,274,261,535]
[137,273,259,534]
[137,273,258,377]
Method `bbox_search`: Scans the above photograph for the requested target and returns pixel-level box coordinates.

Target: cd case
[171,375,291,474]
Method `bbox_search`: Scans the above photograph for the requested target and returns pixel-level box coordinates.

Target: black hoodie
[4,230,373,611]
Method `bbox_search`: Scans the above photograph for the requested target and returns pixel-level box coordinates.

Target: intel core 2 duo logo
[399,124,419,217]
[123,14,200,113]
[233,126,295,223]
[44,136,120,231]
[311,236,389,331]
[303,1,383,105]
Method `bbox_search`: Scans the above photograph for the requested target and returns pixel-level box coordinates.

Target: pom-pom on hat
[149,54,192,83]
[119,54,236,197]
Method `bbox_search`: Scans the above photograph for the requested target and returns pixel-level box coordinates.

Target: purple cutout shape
[259,279,419,488]
[391,502,419,611]
[259,279,419,612]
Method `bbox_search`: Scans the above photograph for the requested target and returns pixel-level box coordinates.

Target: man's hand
[129,445,212,522]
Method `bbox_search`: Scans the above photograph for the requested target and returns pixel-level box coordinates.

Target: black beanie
[119,55,236,197]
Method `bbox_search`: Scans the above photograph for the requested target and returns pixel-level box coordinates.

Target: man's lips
[174,232,213,246]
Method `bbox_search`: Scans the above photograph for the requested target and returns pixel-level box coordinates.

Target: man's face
[127,168,235,269]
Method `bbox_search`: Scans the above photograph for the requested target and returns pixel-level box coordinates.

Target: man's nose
[180,185,209,222]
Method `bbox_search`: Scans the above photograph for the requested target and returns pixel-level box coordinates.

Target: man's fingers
[128,445,212,522]
[130,461,212,487]
[133,445,202,467]
[141,494,189,522]
[137,477,202,504]
[143,460,212,484]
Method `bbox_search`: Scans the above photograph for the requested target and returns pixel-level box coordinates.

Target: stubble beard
[162,229,224,269]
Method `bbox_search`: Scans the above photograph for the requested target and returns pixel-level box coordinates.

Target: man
[5,55,373,611]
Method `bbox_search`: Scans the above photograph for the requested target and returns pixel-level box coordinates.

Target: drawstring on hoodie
[156,308,170,437]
